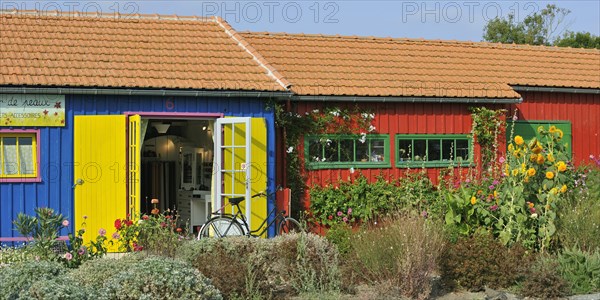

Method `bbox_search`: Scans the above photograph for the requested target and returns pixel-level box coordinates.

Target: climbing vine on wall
[267,101,375,217]
[469,107,507,174]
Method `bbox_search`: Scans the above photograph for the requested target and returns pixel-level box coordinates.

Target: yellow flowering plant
[495,125,572,251]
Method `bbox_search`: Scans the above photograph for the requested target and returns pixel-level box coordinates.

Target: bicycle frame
[210,190,287,237]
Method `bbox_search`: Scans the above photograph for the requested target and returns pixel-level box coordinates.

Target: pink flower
[64,253,73,261]
[62,220,69,227]
[490,205,498,211]
[337,211,343,217]
[530,207,536,214]
[160,222,167,228]
[112,232,120,239]
[499,157,505,164]
[421,210,428,218]
[342,217,348,222]
[98,228,106,237]
[347,208,352,214]
[78,246,86,255]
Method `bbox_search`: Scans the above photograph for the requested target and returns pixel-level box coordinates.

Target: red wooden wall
[511,91,600,165]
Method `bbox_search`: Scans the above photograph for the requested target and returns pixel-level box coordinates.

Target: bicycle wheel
[198,216,244,239]
[277,217,303,235]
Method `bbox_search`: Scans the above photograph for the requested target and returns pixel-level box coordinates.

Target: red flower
[151,208,160,215]
[176,228,182,233]
[124,220,133,226]
[114,219,122,230]
[165,215,172,219]
[133,243,143,252]
[160,222,167,228]
[328,215,333,220]
[142,215,149,220]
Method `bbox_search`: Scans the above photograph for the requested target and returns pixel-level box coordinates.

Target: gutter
[292,95,523,104]
[0,86,294,98]
[512,86,600,94]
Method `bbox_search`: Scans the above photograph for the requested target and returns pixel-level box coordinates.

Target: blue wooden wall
[0,94,276,242]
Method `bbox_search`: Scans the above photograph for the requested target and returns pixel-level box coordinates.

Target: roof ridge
[241,31,600,54]
[213,16,292,91]
[0,9,215,22]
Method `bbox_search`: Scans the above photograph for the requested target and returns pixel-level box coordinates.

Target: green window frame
[395,134,472,167]
[305,134,390,169]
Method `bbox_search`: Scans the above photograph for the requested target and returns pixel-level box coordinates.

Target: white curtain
[19,137,34,175]
[2,137,18,175]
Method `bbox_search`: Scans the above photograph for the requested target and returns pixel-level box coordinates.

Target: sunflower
[546,171,555,180]
[514,135,524,146]
[470,196,477,205]
[527,168,536,177]
[536,154,545,165]
[547,153,555,162]
[560,184,567,193]
[557,161,567,172]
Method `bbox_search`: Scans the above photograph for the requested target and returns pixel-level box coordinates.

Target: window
[305,134,390,169]
[0,131,39,180]
[396,134,472,167]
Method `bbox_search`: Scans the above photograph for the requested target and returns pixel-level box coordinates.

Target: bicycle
[197,189,303,239]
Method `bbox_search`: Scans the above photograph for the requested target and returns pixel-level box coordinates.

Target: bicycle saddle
[228,196,245,205]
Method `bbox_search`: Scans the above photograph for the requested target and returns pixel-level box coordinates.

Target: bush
[440,231,529,291]
[99,256,222,300]
[177,233,340,299]
[325,223,353,256]
[0,260,68,299]
[557,247,600,294]
[521,255,570,298]
[351,214,445,299]
[70,256,139,289]
[556,167,600,252]
[19,276,93,300]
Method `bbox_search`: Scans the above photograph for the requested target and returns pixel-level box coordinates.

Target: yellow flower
[514,135,524,146]
[536,154,545,165]
[546,171,555,180]
[508,144,514,152]
[470,196,477,205]
[527,168,536,177]
[537,125,544,133]
[532,143,543,154]
[493,190,498,198]
[549,125,556,133]
[529,154,537,162]
[560,184,567,193]
[504,165,509,176]
[512,169,519,176]
[547,153,555,162]
[528,202,534,208]
[524,176,530,183]
[557,161,567,172]
[556,129,564,139]
[550,188,558,195]
[521,163,527,173]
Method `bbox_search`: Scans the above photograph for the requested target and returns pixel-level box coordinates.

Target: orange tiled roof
[241,32,600,99]
[0,11,288,92]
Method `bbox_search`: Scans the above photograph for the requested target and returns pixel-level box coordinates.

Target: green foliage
[177,233,340,299]
[351,215,445,300]
[310,173,437,226]
[521,255,570,298]
[440,231,529,291]
[556,248,600,294]
[555,31,600,49]
[325,223,353,255]
[19,276,93,300]
[13,207,65,260]
[469,107,506,171]
[483,4,571,46]
[70,257,138,290]
[99,256,222,300]
[0,244,38,264]
[0,260,68,299]
[557,166,600,252]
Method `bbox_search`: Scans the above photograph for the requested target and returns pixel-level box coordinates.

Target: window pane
[356,140,369,162]
[456,139,469,161]
[339,139,353,162]
[428,140,441,161]
[413,140,426,161]
[370,139,385,162]
[2,137,18,175]
[442,140,455,160]
[18,137,34,175]
[397,140,411,162]
[323,139,339,162]
[308,139,323,162]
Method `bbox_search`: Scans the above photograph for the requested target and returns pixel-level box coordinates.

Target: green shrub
[70,256,138,289]
[325,223,353,255]
[19,276,93,300]
[440,231,529,291]
[351,214,445,300]
[0,260,68,299]
[0,244,37,264]
[99,256,221,300]
[557,167,600,252]
[178,233,340,299]
[556,247,600,294]
[521,255,570,298]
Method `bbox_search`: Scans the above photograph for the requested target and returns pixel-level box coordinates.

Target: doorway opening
[139,118,215,234]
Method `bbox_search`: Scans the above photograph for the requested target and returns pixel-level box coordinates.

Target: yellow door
[214,117,267,236]
[128,115,141,218]
[74,115,126,252]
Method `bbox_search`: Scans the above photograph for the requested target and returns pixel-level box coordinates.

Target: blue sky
[3,1,599,41]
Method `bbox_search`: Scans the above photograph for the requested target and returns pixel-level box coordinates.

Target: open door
[128,115,141,218]
[74,115,126,251]
[214,117,267,235]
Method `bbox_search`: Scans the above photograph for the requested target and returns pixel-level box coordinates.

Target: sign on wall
[0,94,66,127]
